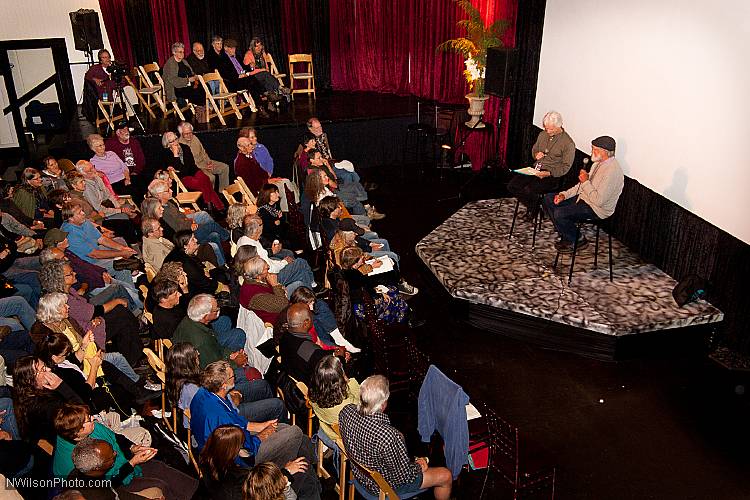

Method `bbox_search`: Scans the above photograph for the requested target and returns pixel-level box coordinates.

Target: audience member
[308,355,360,450]
[178,120,230,191]
[74,161,137,242]
[239,256,289,324]
[289,286,360,353]
[41,156,68,191]
[339,375,453,499]
[238,127,274,175]
[13,168,54,221]
[164,231,223,296]
[242,37,289,100]
[87,134,132,194]
[234,137,271,194]
[243,461,299,500]
[84,49,117,98]
[162,42,206,106]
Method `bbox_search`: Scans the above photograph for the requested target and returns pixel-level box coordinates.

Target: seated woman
[164,230,225,299]
[41,156,68,191]
[308,355,360,459]
[257,184,291,251]
[340,246,422,328]
[228,244,258,302]
[32,292,158,396]
[87,134,132,195]
[201,426,303,500]
[301,169,369,230]
[239,256,289,325]
[12,168,55,222]
[12,355,86,443]
[308,150,382,220]
[227,203,257,255]
[53,403,198,500]
[37,331,158,413]
[190,361,320,499]
[166,342,284,430]
[65,172,104,225]
[163,42,206,108]
[161,131,224,211]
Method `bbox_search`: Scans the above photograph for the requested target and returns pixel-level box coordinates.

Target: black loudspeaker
[69,9,104,52]
[485,47,515,97]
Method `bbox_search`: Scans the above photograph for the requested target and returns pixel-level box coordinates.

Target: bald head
[287,303,312,331]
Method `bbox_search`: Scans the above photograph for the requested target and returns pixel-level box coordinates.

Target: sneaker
[144,381,162,391]
[150,409,172,419]
[367,206,386,220]
[397,281,418,296]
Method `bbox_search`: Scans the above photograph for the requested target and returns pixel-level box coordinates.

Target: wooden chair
[288,54,316,99]
[37,439,54,456]
[168,169,202,211]
[95,98,125,130]
[136,63,170,117]
[125,71,158,119]
[174,407,201,476]
[222,176,257,206]
[152,70,194,120]
[316,422,349,499]
[197,72,242,126]
[143,347,173,431]
[145,262,157,283]
[266,52,287,87]
[289,375,315,438]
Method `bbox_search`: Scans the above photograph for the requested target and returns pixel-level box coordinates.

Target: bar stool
[508,195,544,248]
[553,217,614,284]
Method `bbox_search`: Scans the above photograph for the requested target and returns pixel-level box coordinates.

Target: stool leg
[594,225,600,269]
[568,225,580,285]
[608,231,614,281]
[509,199,520,240]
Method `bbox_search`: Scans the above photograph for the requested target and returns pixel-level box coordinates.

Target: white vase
[465,94,489,128]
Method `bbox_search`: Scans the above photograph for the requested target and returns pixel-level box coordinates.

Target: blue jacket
[189,387,261,458]
[417,365,470,478]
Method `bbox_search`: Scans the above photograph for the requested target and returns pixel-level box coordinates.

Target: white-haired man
[508,111,576,220]
[177,121,230,191]
[339,375,453,499]
[543,135,624,252]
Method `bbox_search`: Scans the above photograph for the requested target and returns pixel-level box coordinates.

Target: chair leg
[608,231,613,282]
[532,198,543,248]
[509,199,520,239]
[567,225,580,285]
[594,225,600,269]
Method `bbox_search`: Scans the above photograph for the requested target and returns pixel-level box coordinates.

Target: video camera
[105,61,128,84]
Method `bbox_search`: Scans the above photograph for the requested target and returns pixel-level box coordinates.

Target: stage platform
[62,91,417,177]
[416,199,724,360]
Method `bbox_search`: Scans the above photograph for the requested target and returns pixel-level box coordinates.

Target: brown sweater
[531,129,576,178]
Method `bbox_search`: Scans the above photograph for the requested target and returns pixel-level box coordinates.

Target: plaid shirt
[339,404,420,494]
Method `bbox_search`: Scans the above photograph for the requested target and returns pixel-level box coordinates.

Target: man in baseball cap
[544,135,624,253]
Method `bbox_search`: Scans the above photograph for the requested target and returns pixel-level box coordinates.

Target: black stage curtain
[309,0,331,90]
[185,0,285,73]
[125,0,159,66]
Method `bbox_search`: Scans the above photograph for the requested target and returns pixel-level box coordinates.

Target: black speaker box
[69,9,104,52]
[485,47,516,97]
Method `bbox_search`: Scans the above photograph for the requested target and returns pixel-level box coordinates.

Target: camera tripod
[107,77,145,134]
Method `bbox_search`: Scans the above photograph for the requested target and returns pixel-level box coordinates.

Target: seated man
[189,361,320,497]
[178,121,230,192]
[174,293,245,352]
[84,49,117,99]
[60,200,136,286]
[508,111,575,220]
[234,137,271,195]
[151,279,186,339]
[148,179,228,266]
[339,375,453,500]
[279,304,349,386]
[186,41,212,77]
[105,121,148,200]
[543,135,624,253]
[216,38,274,112]
[239,127,274,175]
[75,160,137,243]
[237,216,316,293]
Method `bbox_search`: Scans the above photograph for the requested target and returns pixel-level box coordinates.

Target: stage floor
[416,199,722,341]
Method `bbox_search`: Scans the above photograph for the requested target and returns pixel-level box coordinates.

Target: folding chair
[174,407,201,476]
[197,72,242,126]
[95,99,125,130]
[143,347,173,431]
[288,54,316,99]
[136,63,169,117]
[222,176,257,206]
[265,52,287,87]
[125,71,158,119]
[288,375,315,438]
[168,169,202,211]
[152,70,194,120]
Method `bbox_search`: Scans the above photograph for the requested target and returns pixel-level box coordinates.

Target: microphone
[582,157,590,172]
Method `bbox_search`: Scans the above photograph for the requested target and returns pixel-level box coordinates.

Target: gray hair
[177,121,193,135]
[75,160,89,174]
[211,36,223,43]
[140,197,163,218]
[243,255,267,280]
[542,111,563,128]
[72,437,108,474]
[359,375,390,415]
[161,131,177,148]
[39,248,61,265]
[187,294,215,321]
[85,133,104,150]
[37,292,68,323]
[244,217,262,238]
[39,259,67,293]
[171,42,185,54]
[148,179,171,197]
[141,217,159,237]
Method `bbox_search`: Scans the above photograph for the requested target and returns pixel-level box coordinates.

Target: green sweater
[173,316,233,368]
[531,129,576,178]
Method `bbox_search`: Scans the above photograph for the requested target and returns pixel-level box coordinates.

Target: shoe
[144,381,162,391]
[150,409,172,419]
[554,240,574,253]
[575,236,589,250]
[135,388,162,405]
[408,317,426,329]
[397,281,418,296]
[367,206,386,220]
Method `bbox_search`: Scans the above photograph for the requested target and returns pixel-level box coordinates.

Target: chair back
[337,437,402,500]
[138,63,161,88]
[289,53,313,64]
[222,176,257,206]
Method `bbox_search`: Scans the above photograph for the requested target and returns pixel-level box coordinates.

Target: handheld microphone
[582,157,590,172]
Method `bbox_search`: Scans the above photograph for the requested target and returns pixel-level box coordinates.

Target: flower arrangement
[438,0,508,97]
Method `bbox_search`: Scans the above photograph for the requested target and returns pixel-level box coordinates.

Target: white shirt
[236,235,288,274]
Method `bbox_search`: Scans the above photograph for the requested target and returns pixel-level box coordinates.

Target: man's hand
[267,273,279,286]
[371,260,383,269]
[31,221,45,230]
[534,151,545,160]
[230,349,248,367]
[0,430,11,441]
[415,457,429,472]
[129,447,157,466]
[271,241,282,255]
[553,193,565,205]
[120,247,137,257]
[39,371,63,390]
[535,170,551,178]
[284,457,309,475]
[284,256,295,264]
[121,206,133,215]
[205,161,214,171]
[93,78,103,86]
[191,222,199,232]
[44,210,55,218]
[248,419,278,435]
[102,272,113,284]
[0,249,10,260]
[369,242,383,251]
[578,169,589,183]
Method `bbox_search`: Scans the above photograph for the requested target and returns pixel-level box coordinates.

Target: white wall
[534,0,750,244]
[0,0,112,147]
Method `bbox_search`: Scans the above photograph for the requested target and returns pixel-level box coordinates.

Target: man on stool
[543,135,624,253]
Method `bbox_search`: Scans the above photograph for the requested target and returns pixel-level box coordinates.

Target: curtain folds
[149,0,191,65]
[125,0,158,66]
[98,0,135,69]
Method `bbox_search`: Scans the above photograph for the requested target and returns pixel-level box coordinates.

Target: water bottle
[102,92,108,102]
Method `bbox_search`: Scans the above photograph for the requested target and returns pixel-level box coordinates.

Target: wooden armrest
[175,192,202,204]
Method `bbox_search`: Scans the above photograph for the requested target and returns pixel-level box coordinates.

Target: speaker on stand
[484,47,516,173]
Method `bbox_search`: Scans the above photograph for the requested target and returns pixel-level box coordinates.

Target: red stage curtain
[98,0,135,68]
[149,0,191,65]
[281,0,311,54]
